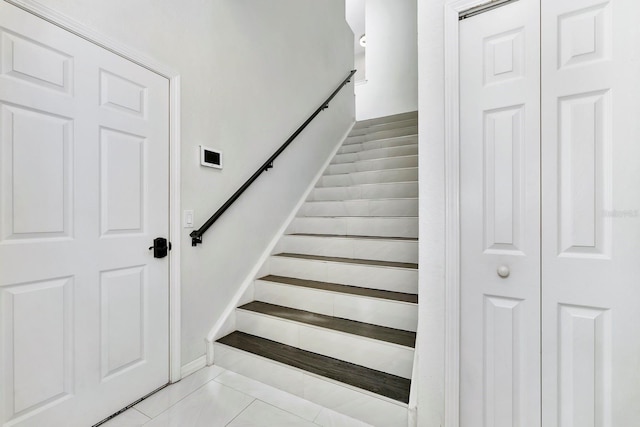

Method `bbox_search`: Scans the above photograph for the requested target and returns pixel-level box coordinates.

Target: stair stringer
[408,330,419,427]
[204,121,356,366]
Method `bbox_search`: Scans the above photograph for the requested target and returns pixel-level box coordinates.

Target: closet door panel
[542,0,640,425]
[459,1,541,425]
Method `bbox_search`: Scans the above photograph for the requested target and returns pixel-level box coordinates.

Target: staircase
[214,112,419,426]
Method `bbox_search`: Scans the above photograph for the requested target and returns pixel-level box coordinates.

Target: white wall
[35,0,355,366]
[345,0,366,56]
[354,52,366,82]
[417,0,447,425]
[355,0,418,120]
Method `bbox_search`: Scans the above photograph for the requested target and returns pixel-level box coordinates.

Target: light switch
[184,210,194,228]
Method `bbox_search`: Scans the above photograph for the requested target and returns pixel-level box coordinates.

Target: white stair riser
[235,310,414,378]
[213,344,408,426]
[333,144,418,164]
[308,182,419,201]
[345,126,418,145]
[320,168,418,187]
[326,155,418,175]
[353,111,418,129]
[287,216,418,239]
[337,135,418,154]
[254,280,418,331]
[277,235,418,263]
[268,256,418,293]
[349,118,418,137]
[301,199,418,217]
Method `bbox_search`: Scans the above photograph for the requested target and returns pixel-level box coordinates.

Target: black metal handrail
[190,69,357,246]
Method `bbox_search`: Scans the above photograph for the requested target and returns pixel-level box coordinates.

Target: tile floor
[102,366,373,427]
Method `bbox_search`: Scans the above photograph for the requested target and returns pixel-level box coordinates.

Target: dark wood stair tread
[259,275,418,304]
[275,253,418,269]
[239,301,415,348]
[217,331,411,404]
[290,234,418,241]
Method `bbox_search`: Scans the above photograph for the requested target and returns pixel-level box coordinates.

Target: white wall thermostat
[200,145,222,169]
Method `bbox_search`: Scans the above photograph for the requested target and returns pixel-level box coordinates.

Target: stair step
[236,302,415,378]
[300,198,418,218]
[214,340,409,426]
[238,301,415,347]
[277,233,418,263]
[352,111,418,130]
[259,275,417,304]
[333,143,418,163]
[288,216,418,239]
[319,167,418,187]
[337,135,418,154]
[269,253,417,294]
[309,182,418,201]
[345,126,417,145]
[290,233,417,241]
[349,118,418,137]
[216,331,411,404]
[326,155,418,175]
[255,275,418,331]
[274,253,417,270]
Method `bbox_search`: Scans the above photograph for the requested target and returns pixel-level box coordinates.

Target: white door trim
[3,0,183,384]
[443,1,507,426]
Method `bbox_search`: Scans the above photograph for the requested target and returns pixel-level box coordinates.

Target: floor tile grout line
[222,394,257,426]
[131,407,151,422]
[213,373,322,423]
[136,367,226,419]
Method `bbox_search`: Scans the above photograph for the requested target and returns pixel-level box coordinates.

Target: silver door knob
[497,265,510,278]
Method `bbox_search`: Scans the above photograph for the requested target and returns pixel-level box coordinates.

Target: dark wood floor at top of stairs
[291,233,418,241]
[239,301,416,348]
[274,253,418,269]
[217,331,411,404]
[259,275,418,304]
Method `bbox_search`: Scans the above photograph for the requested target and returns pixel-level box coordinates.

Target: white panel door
[541,0,640,425]
[0,3,170,426]
[459,1,541,426]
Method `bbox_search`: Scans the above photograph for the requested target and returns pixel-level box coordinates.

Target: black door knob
[149,237,171,258]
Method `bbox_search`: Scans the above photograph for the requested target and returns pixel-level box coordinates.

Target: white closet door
[541,0,640,425]
[0,3,170,426]
[459,1,541,426]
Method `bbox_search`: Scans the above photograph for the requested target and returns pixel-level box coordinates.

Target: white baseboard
[205,120,356,366]
[180,355,207,379]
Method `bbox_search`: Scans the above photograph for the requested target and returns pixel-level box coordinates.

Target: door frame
[3,0,183,384]
[442,0,520,426]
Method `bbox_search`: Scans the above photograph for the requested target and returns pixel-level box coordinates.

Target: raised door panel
[558,305,611,427]
[0,29,73,94]
[483,106,524,254]
[100,266,146,380]
[557,90,611,257]
[100,128,146,236]
[99,69,147,117]
[482,296,524,427]
[0,104,72,241]
[0,278,73,423]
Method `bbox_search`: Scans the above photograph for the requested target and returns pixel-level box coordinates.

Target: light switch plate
[184,210,194,228]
